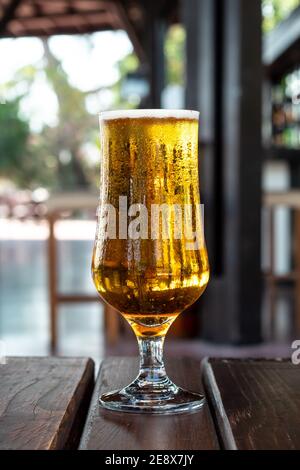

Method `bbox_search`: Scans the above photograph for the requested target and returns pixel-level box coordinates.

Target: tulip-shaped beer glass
[92,110,209,413]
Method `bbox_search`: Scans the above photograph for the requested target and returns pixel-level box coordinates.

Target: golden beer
[92,109,209,413]
[92,112,209,338]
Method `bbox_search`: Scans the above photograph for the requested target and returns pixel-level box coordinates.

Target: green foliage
[117,53,139,80]
[165,25,185,85]
[40,40,95,189]
[0,100,28,170]
[0,99,56,188]
[0,99,29,184]
[0,36,142,191]
[110,52,139,109]
[262,0,300,32]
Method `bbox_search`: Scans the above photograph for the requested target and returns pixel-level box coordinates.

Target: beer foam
[99,109,199,120]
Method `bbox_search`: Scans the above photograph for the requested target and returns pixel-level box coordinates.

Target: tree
[35,40,139,190]
[40,39,95,189]
[165,25,185,86]
[0,98,57,188]
[0,99,29,185]
[263,0,300,32]
[110,52,139,108]
[0,37,140,190]
[0,99,28,169]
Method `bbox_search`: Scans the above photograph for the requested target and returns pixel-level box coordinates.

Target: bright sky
[0,31,133,131]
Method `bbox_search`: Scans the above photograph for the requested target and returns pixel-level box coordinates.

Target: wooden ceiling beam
[110,0,146,64]
[0,0,156,55]
[7,11,119,28]
[31,0,108,8]
[0,0,22,33]
[0,23,115,38]
[12,9,109,21]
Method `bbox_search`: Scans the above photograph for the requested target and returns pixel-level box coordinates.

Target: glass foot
[99,379,205,414]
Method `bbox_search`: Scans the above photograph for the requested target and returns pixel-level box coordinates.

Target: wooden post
[184,0,218,271]
[48,214,58,354]
[222,0,262,344]
[269,207,276,338]
[183,0,262,343]
[140,0,165,108]
[104,305,120,345]
[183,0,224,340]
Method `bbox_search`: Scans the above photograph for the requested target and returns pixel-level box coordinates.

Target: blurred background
[0,0,300,362]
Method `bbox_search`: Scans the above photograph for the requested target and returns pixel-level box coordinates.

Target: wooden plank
[80,357,219,450]
[0,0,22,33]
[0,357,94,450]
[1,23,118,38]
[203,358,300,450]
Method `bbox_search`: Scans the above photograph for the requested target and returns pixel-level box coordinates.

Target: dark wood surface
[203,358,300,450]
[2,357,299,450]
[79,357,220,450]
[0,357,94,450]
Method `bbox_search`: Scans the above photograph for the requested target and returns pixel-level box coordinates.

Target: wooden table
[79,357,219,450]
[0,357,94,450]
[1,357,299,450]
[203,358,300,450]
[80,357,300,450]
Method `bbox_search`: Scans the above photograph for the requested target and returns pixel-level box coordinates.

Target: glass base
[99,379,205,414]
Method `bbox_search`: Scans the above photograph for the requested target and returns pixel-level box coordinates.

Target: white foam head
[99,109,199,120]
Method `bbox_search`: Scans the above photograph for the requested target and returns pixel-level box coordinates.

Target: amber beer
[92,110,209,338]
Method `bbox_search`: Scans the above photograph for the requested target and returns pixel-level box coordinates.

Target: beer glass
[92,109,209,413]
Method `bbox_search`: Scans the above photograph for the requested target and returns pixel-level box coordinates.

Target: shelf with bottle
[271,67,300,150]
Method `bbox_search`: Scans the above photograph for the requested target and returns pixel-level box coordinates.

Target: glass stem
[136,335,170,388]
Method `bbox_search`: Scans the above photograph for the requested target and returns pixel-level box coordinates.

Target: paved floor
[0,219,295,363]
